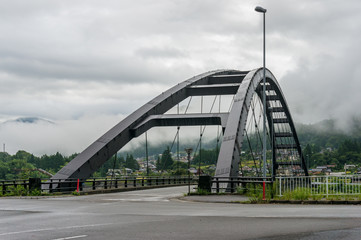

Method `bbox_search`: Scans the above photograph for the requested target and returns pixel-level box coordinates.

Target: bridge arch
[52,68,307,182]
[214,68,308,179]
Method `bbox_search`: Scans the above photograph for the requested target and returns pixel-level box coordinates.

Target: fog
[0,0,360,155]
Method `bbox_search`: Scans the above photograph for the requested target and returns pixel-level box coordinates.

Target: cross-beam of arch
[214,68,308,178]
[52,68,307,183]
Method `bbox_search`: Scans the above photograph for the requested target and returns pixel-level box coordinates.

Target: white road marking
[104,197,169,202]
[0,223,112,236]
[52,235,87,240]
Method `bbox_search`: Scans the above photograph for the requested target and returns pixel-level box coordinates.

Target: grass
[188,188,211,195]
[280,188,311,201]
[236,183,274,203]
[276,187,361,201]
[0,185,45,197]
[72,190,81,196]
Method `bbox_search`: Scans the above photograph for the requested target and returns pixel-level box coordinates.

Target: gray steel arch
[52,68,307,183]
[52,69,244,181]
[214,68,308,178]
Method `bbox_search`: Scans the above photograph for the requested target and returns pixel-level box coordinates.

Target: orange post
[77,179,80,193]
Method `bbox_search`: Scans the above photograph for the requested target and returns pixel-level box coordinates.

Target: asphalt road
[1,186,361,240]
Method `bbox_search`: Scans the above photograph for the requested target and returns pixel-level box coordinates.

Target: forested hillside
[1,118,361,180]
[297,118,361,170]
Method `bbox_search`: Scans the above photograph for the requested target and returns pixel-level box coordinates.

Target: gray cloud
[0,0,360,154]
[276,0,361,128]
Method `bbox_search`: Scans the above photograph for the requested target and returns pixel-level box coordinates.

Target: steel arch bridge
[52,68,308,182]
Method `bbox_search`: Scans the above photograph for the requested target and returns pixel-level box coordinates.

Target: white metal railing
[276,175,361,197]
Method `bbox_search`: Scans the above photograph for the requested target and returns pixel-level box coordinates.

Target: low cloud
[0,0,360,154]
[0,114,125,156]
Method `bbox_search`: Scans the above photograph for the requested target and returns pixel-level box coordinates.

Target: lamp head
[255,6,267,13]
[185,148,193,154]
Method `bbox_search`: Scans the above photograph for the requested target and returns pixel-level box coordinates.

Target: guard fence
[3,175,360,197]
[276,175,361,197]
[206,176,274,193]
[0,176,193,195]
[203,175,361,198]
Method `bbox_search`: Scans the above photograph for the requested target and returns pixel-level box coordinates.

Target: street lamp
[145,132,149,176]
[185,148,193,195]
[255,5,267,200]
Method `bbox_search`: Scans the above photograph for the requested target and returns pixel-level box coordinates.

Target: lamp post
[255,5,267,200]
[145,132,149,176]
[185,148,193,195]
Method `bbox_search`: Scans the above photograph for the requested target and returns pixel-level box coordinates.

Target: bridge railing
[46,176,193,193]
[210,176,274,193]
[0,179,29,195]
[276,175,361,197]
[0,176,195,195]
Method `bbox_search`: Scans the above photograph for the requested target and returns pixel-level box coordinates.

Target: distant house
[344,164,357,174]
[107,168,133,176]
[106,169,122,176]
[189,168,197,174]
[326,164,336,168]
[309,166,332,175]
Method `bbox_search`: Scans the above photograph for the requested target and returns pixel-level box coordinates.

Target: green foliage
[0,161,9,180]
[156,147,174,171]
[310,194,323,200]
[192,149,218,165]
[188,188,211,195]
[3,185,44,197]
[96,154,125,177]
[0,150,79,180]
[6,185,28,196]
[196,188,211,195]
[169,161,189,176]
[29,189,42,196]
[170,168,188,176]
[72,190,80,196]
[125,154,139,171]
[296,119,361,170]
[2,117,361,181]
[281,188,311,201]
[0,152,11,162]
[240,183,273,202]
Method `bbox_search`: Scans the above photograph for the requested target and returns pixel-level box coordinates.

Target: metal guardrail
[276,175,361,197]
[45,176,193,193]
[0,176,194,195]
[9,175,359,197]
[211,176,273,193]
[0,179,29,195]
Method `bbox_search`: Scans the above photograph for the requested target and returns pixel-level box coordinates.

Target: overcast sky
[0,0,360,155]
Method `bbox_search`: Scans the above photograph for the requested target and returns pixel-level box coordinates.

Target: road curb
[269,199,361,205]
[179,195,361,205]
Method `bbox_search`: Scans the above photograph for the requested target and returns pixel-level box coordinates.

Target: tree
[125,154,139,170]
[96,154,125,177]
[159,147,174,171]
[0,152,11,162]
[156,155,161,171]
[0,162,9,180]
[192,149,217,165]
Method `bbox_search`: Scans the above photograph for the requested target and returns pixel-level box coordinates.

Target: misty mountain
[119,118,361,159]
[296,117,361,149]
[2,117,54,125]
